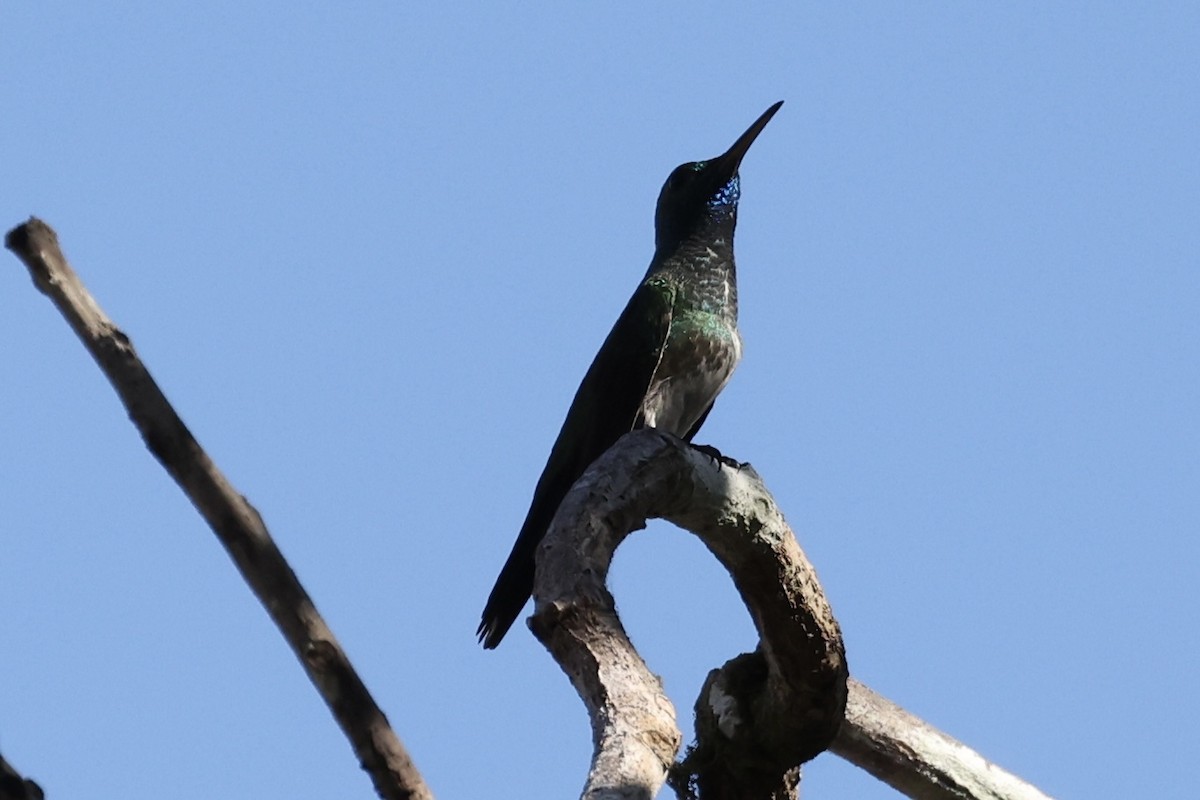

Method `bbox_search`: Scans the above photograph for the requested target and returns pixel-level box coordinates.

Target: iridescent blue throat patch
[708,175,741,209]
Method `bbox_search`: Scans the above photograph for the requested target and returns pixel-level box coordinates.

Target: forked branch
[529,429,1052,800]
[531,430,848,799]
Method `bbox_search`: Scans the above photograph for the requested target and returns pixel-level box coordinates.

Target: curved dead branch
[529,429,1054,800]
[530,429,848,799]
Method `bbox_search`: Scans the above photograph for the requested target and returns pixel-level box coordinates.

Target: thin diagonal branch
[5,218,432,800]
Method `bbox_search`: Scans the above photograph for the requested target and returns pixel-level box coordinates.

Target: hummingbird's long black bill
[712,100,784,178]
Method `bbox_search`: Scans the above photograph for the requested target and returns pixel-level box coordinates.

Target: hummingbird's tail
[478,450,583,648]
[477,543,536,649]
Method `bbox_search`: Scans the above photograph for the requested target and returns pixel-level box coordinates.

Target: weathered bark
[529,429,1054,800]
[531,430,848,799]
[833,679,1054,800]
[5,218,432,800]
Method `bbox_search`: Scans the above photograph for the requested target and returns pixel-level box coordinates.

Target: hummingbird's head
[654,101,783,252]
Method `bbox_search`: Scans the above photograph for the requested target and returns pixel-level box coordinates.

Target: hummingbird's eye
[666,162,704,192]
[666,167,691,191]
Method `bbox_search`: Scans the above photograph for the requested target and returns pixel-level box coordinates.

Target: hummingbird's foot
[692,443,743,470]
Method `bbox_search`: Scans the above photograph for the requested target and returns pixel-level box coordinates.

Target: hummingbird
[478,101,783,649]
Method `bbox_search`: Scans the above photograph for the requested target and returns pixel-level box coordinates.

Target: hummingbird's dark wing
[682,404,713,441]
[478,277,677,648]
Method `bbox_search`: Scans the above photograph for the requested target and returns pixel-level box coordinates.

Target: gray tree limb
[4,218,432,800]
[833,680,1054,800]
[531,430,848,799]
[529,429,1053,800]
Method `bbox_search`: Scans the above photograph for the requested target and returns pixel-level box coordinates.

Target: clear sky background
[2,4,1196,798]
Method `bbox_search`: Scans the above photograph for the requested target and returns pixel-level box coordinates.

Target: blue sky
[2,4,1196,798]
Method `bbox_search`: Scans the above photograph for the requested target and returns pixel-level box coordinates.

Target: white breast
[640,330,742,437]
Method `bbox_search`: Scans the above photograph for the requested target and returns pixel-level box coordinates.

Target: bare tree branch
[529,429,1054,800]
[0,754,43,800]
[4,218,432,800]
[531,430,848,799]
[5,216,1055,800]
[833,679,1053,800]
